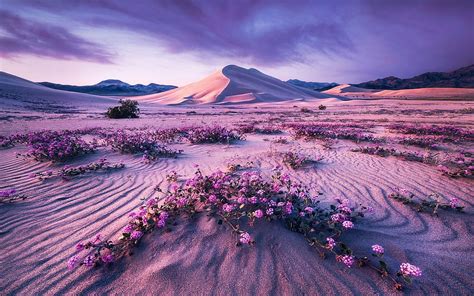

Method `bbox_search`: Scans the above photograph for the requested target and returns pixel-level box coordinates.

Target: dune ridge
[135,65,333,105]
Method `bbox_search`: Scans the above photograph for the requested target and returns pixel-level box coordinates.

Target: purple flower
[208,194,217,203]
[400,263,422,277]
[83,256,95,267]
[131,230,143,240]
[254,209,264,218]
[239,232,252,244]
[67,255,80,270]
[449,198,460,208]
[123,224,134,233]
[101,254,115,264]
[304,206,314,213]
[339,255,354,268]
[157,219,166,228]
[266,208,274,216]
[75,243,85,251]
[222,203,235,213]
[326,238,336,250]
[371,244,384,255]
[342,221,354,229]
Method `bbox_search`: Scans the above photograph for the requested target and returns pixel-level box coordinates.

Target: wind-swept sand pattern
[1,101,473,295]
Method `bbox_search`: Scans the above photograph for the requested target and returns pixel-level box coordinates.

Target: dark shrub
[318,104,327,110]
[106,99,140,119]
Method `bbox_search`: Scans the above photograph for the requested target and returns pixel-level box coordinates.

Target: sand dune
[0,71,118,112]
[324,83,474,100]
[135,65,333,105]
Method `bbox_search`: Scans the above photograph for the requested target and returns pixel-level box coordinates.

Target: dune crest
[135,65,333,105]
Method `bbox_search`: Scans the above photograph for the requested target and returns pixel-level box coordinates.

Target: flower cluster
[397,136,440,149]
[272,137,290,144]
[16,131,96,162]
[388,188,464,215]
[351,146,434,163]
[286,122,383,143]
[0,188,26,203]
[65,168,421,290]
[388,123,473,142]
[184,126,243,144]
[31,158,125,181]
[437,154,473,178]
[103,131,182,162]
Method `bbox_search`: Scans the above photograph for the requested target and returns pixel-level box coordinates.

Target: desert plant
[318,104,327,110]
[106,99,140,119]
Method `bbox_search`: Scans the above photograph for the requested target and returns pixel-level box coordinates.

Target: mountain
[354,64,474,89]
[0,71,117,112]
[135,65,334,105]
[287,79,338,91]
[38,79,177,96]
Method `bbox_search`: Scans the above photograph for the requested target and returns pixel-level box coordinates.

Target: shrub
[318,104,327,110]
[106,99,140,119]
[0,189,26,203]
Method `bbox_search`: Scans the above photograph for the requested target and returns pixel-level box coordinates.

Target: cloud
[0,10,113,63]
[2,0,354,66]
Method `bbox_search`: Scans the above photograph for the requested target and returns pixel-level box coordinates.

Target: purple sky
[1,0,473,86]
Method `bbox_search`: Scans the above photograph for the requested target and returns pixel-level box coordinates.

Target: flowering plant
[31,158,125,181]
[184,126,243,144]
[17,131,96,162]
[67,169,421,290]
[103,131,182,162]
[389,188,464,215]
[0,188,26,203]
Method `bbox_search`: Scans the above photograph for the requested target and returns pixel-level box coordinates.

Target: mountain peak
[96,79,130,87]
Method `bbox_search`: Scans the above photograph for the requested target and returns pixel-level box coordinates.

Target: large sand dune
[0,72,118,112]
[135,65,333,104]
[324,83,474,100]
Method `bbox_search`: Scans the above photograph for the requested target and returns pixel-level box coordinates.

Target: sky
[0,0,473,86]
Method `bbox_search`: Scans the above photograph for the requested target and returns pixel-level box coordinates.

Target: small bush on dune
[106,99,140,119]
[318,104,327,110]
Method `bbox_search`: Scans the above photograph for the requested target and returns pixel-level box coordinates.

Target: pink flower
[101,254,115,263]
[75,243,84,251]
[123,224,134,233]
[254,209,264,218]
[157,219,166,228]
[131,230,143,240]
[266,208,274,216]
[304,206,314,213]
[237,197,246,204]
[284,202,293,214]
[400,263,422,277]
[83,255,95,267]
[208,194,217,203]
[326,238,336,250]
[338,255,354,268]
[331,213,345,223]
[342,221,354,229]
[159,211,169,220]
[67,255,80,270]
[249,196,258,204]
[223,203,235,213]
[449,198,459,209]
[239,232,252,244]
[371,244,384,255]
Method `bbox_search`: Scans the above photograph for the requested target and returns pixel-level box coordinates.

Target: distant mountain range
[353,64,474,89]
[286,79,339,91]
[38,79,177,96]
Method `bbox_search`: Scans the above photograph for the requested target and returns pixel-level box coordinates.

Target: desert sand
[1,66,473,295]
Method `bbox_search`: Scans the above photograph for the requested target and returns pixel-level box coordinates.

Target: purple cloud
[3,0,354,66]
[0,10,113,63]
